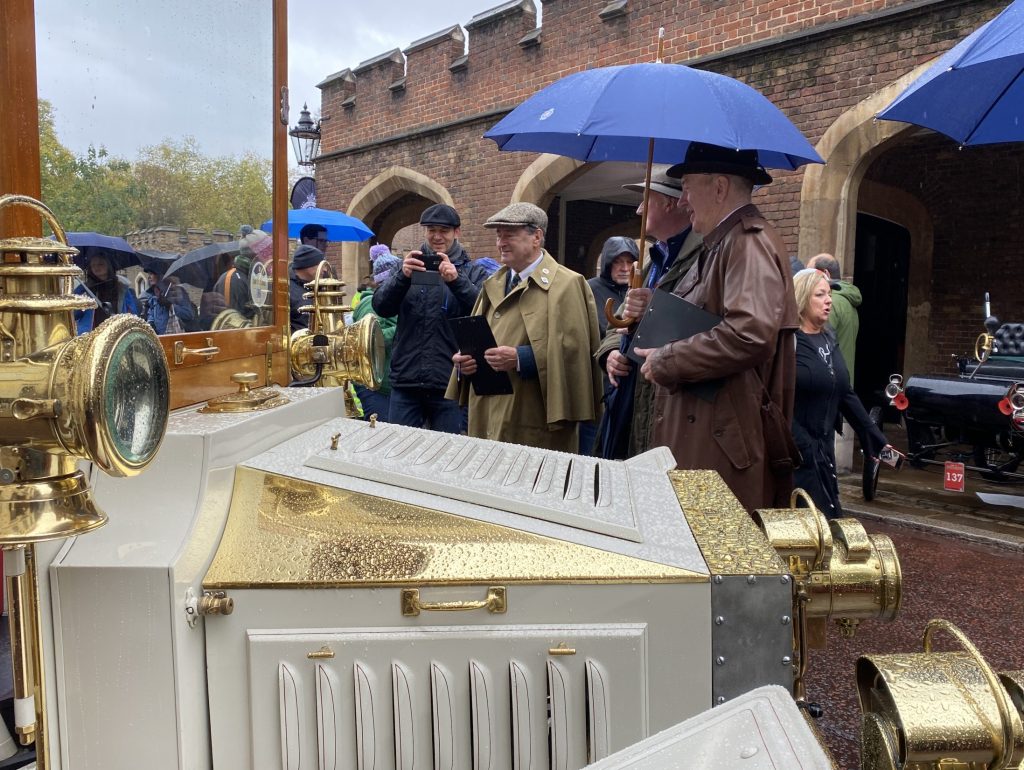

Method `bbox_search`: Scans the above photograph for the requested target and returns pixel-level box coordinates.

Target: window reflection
[35,0,274,335]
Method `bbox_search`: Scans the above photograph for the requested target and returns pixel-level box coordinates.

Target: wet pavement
[801,425,1024,767]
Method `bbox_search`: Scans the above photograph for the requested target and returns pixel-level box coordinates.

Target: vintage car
[2,3,1024,770]
[879,313,1024,485]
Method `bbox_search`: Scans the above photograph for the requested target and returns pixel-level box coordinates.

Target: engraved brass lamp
[0,195,169,756]
[756,490,902,705]
[289,261,384,388]
[858,620,1024,770]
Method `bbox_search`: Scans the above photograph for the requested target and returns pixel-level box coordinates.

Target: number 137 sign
[944,461,966,492]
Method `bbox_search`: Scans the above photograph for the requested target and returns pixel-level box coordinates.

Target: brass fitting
[858,620,1024,770]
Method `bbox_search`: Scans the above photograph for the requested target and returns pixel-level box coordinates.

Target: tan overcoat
[447,250,603,452]
[646,204,798,512]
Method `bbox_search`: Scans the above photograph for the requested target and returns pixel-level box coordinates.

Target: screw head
[716,656,726,666]
[781,615,791,625]
[716,696,726,705]
[713,575,723,584]
[782,656,792,665]
[747,575,757,584]
[715,616,725,625]
[781,575,791,584]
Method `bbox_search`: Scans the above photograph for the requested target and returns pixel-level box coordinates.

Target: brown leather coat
[646,204,798,512]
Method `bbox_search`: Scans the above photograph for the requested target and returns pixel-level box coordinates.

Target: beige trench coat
[447,250,603,452]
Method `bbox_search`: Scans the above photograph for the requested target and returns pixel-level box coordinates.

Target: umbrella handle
[0,195,72,261]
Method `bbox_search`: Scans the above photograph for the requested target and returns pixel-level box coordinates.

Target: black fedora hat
[667,142,772,186]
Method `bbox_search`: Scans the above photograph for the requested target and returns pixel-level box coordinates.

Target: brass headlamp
[289,260,383,388]
[858,620,1024,770]
[0,194,169,756]
[756,490,903,704]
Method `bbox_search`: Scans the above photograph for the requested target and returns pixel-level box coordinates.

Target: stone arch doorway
[512,154,639,274]
[342,167,455,290]
[798,62,937,387]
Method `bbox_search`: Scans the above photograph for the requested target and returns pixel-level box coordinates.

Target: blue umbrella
[484,62,823,169]
[260,208,373,242]
[62,232,140,271]
[877,0,1024,145]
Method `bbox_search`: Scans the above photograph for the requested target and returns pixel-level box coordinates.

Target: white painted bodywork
[26,386,799,769]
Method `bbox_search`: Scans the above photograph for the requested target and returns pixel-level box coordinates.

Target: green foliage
[39,100,272,237]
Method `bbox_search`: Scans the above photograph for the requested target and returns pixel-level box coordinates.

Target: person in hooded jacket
[587,236,639,337]
[74,251,140,335]
[372,204,488,433]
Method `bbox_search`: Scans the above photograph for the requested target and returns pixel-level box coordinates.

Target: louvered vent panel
[305,423,648,542]
[252,626,648,769]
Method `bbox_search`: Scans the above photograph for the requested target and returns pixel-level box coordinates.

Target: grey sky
[36,0,533,166]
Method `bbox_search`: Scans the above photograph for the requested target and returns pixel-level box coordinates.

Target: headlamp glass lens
[105,331,169,464]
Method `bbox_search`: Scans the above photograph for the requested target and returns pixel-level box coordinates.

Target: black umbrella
[135,248,180,275]
[597,334,638,460]
[164,241,238,290]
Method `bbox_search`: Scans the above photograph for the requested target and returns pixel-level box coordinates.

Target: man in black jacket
[372,203,488,432]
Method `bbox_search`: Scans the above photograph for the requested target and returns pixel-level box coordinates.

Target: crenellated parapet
[316,0,936,158]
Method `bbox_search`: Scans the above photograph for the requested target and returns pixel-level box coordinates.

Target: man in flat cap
[373,203,488,432]
[634,142,799,512]
[594,166,705,459]
[448,202,602,452]
[288,244,328,332]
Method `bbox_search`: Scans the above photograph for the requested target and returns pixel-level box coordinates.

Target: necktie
[507,273,521,295]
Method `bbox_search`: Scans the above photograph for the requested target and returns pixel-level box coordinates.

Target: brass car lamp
[290,262,384,388]
[0,195,169,543]
[755,490,902,704]
[858,619,1024,770]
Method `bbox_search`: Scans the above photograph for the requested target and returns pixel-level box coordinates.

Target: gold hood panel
[203,467,705,589]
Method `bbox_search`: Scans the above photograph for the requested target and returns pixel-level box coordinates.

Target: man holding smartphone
[372,203,488,432]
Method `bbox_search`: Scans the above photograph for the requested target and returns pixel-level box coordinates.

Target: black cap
[419,203,461,228]
[667,142,772,186]
[292,244,325,270]
[144,261,169,277]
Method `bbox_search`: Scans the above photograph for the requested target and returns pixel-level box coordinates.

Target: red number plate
[944,461,966,492]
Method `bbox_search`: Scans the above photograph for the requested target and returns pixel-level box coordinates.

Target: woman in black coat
[791,268,886,518]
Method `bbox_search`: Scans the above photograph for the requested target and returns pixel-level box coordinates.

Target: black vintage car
[895,317,1024,482]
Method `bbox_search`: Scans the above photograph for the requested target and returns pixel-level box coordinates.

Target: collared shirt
[645,227,693,288]
[508,251,545,286]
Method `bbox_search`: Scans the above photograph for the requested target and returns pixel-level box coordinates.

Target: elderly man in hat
[214,226,272,321]
[595,166,705,459]
[372,203,488,433]
[633,142,799,512]
[288,244,329,332]
[448,203,602,452]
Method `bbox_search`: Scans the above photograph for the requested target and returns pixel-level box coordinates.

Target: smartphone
[420,247,442,272]
[878,445,905,471]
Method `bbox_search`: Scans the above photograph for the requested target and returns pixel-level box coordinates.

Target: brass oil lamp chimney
[0,195,169,764]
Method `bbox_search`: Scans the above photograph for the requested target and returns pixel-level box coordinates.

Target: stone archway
[799,61,943,379]
[341,167,455,290]
[511,154,587,209]
[797,63,932,269]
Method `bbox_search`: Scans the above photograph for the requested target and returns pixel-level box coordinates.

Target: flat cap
[419,203,461,228]
[622,165,683,199]
[484,202,548,231]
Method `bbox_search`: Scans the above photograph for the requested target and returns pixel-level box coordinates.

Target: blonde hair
[792,267,829,320]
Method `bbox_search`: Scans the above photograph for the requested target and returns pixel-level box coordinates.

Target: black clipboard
[448,315,514,396]
[626,290,724,402]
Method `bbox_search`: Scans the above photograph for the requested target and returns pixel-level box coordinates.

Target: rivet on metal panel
[781,615,791,625]
[746,575,757,584]
[715,656,726,666]
[713,575,723,584]
[715,616,725,625]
